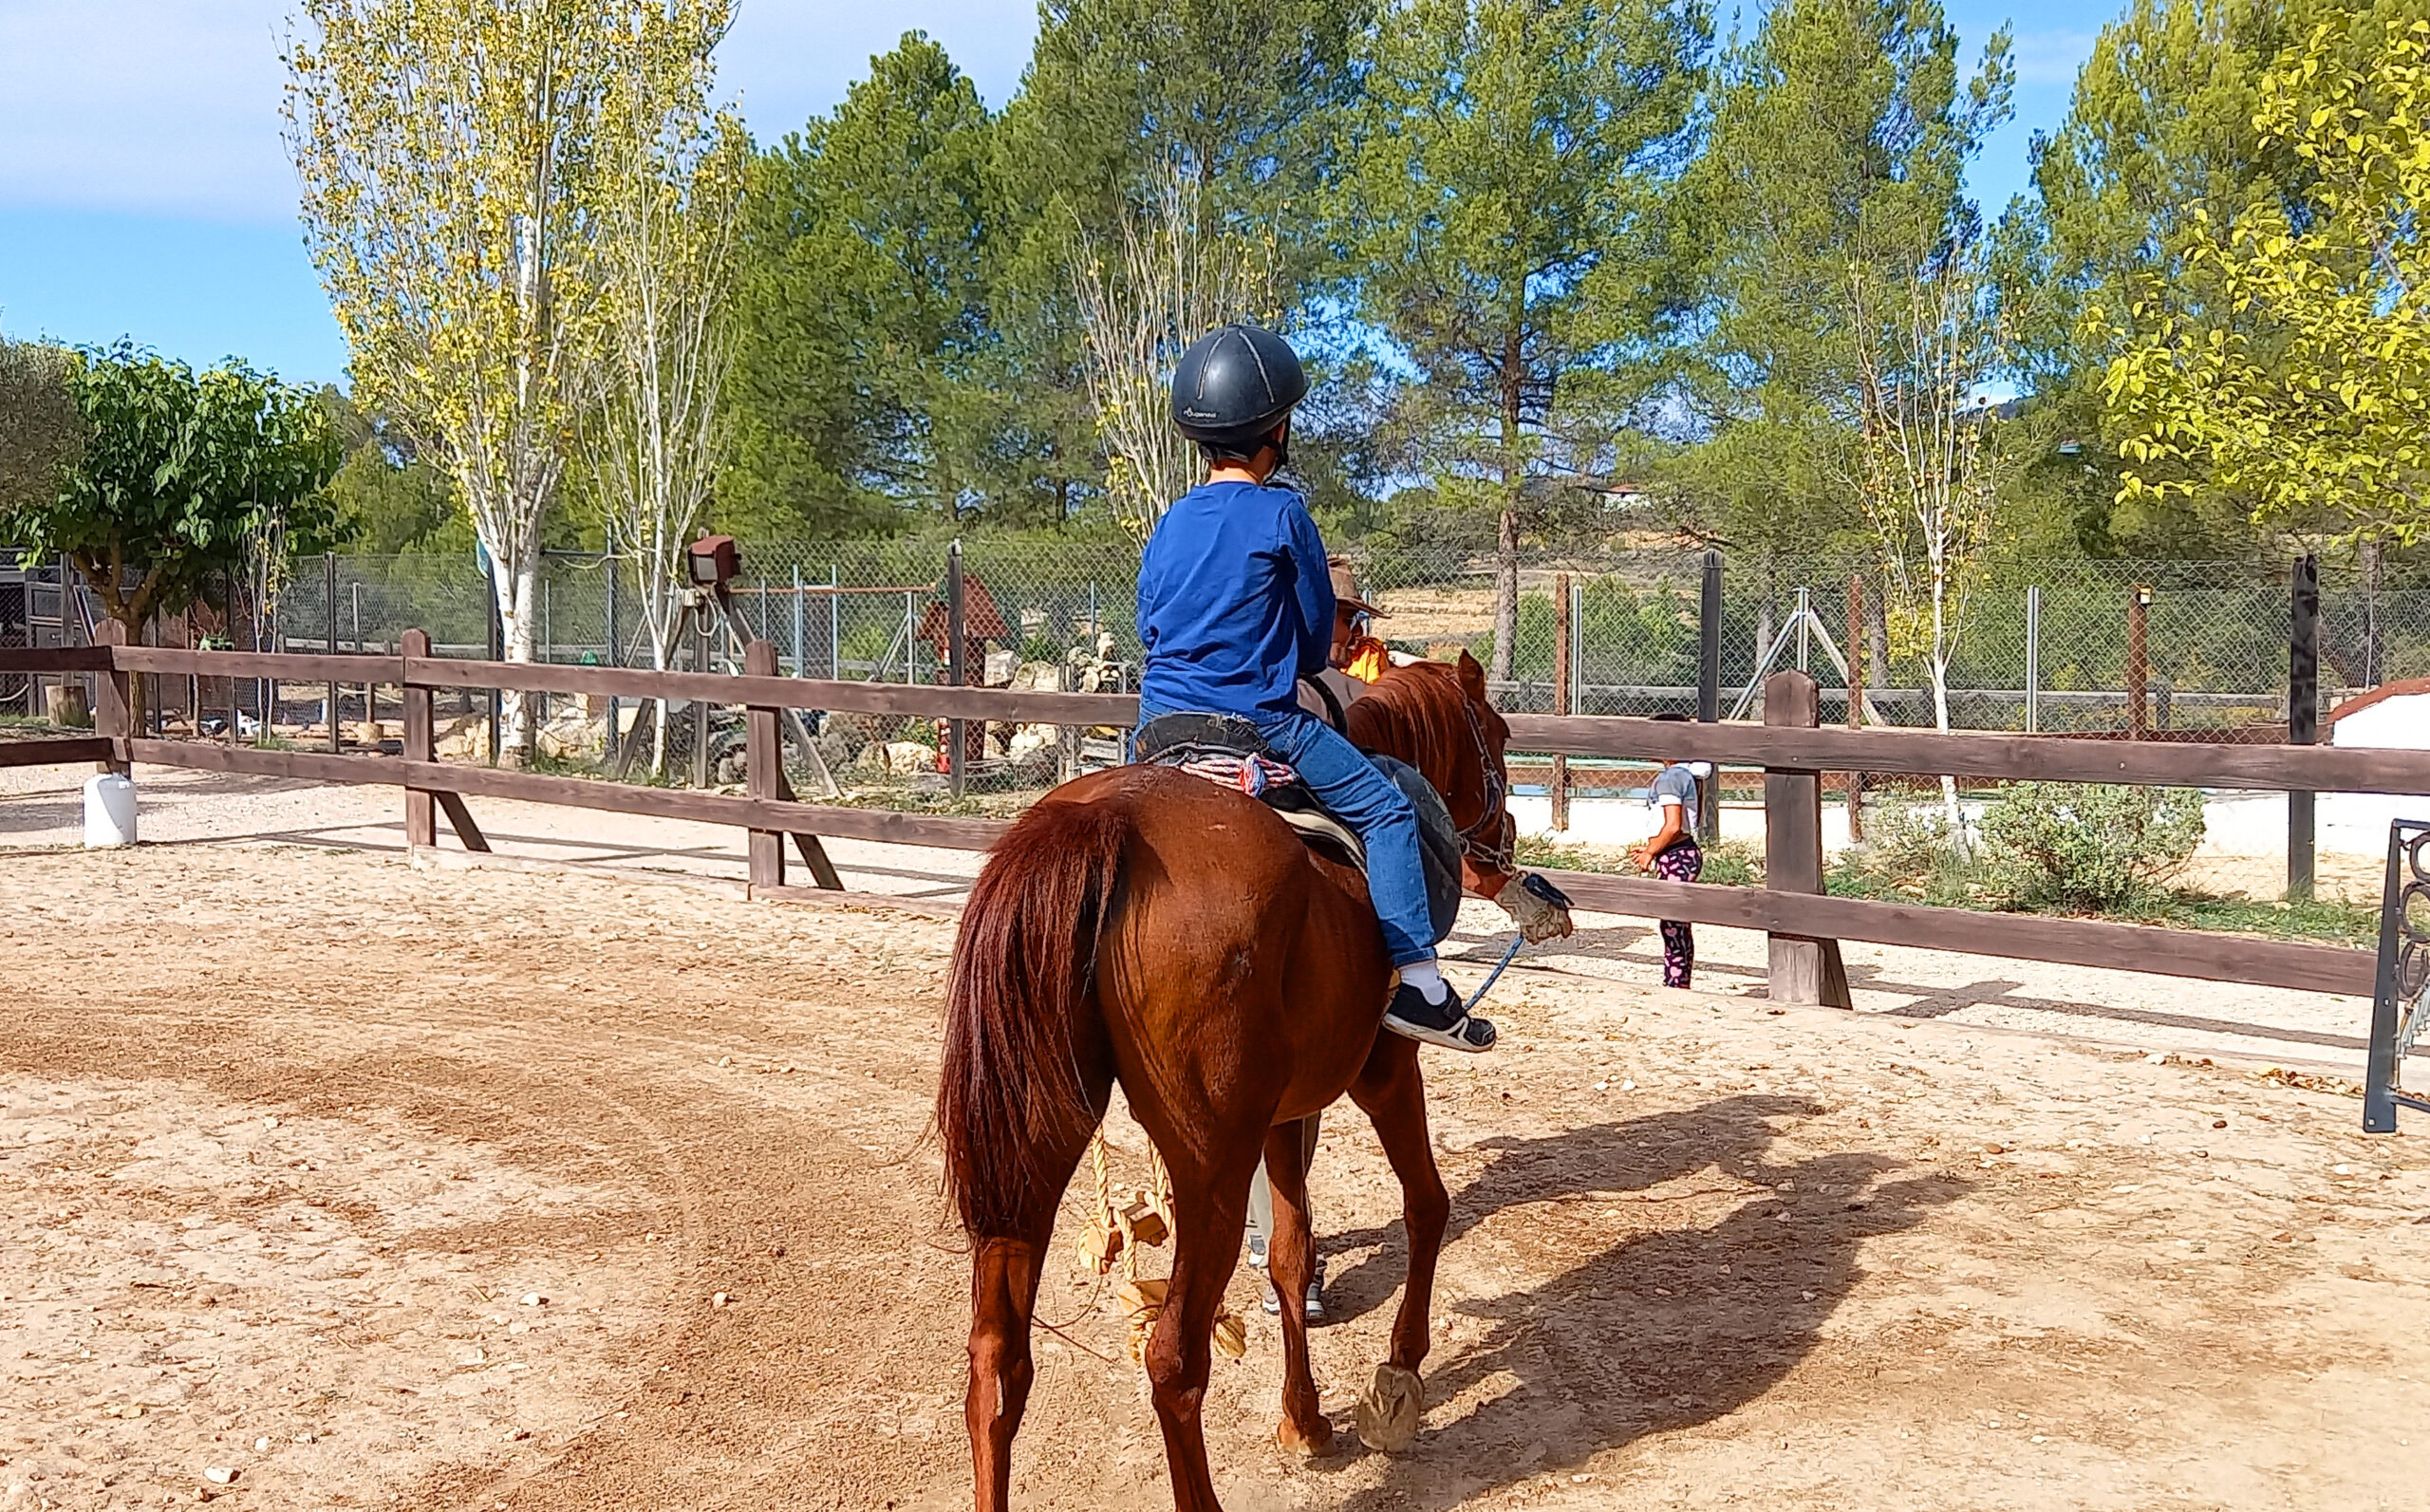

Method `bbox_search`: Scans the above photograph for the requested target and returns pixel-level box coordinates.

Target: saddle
[1134,712,1467,943]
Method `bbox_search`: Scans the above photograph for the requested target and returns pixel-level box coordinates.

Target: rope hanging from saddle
[1078,1128,1246,1364]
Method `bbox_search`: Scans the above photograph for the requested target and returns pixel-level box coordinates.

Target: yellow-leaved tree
[2103,14,2430,545]
[583,1,747,772]
[287,0,725,757]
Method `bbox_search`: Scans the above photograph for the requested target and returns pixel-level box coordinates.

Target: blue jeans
[1140,702,1437,967]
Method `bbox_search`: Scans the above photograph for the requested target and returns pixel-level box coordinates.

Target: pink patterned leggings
[1653,839,1703,987]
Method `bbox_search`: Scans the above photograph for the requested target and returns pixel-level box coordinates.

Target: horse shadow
[1305,1096,1960,1507]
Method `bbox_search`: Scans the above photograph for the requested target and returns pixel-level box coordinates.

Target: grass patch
[1514,833,1764,886]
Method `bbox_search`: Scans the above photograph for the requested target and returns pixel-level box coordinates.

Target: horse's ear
[1456,649,1489,704]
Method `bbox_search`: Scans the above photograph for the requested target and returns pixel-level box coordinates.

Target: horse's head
[1348,651,1571,942]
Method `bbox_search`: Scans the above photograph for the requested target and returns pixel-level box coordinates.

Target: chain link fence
[22,538,2421,816]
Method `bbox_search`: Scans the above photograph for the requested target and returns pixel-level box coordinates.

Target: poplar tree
[287,0,698,757]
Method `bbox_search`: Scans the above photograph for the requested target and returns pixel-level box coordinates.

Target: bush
[1830,796,1982,906]
[1977,781,2205,912]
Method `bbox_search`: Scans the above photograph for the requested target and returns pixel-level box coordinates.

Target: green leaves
[2104,12,2430,549]
[1,345,342,627]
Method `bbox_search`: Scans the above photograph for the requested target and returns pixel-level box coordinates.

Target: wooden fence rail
[5,633,2399,1005]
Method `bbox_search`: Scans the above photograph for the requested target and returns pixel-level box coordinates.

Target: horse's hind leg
[1261,1117,1331,1455]
[965,1114,1099,1512]
[1144,1163,1256,1512]
[1347,1036,1450,1451]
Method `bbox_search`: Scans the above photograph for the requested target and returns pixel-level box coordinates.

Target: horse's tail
[936,796,1130,1239]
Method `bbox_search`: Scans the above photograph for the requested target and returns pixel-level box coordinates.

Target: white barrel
[83,773,137,848]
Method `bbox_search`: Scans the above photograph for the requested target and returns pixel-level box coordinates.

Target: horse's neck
[1359,673,1470,803]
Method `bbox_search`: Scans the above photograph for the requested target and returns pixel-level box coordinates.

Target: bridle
[1452,692,1515,876]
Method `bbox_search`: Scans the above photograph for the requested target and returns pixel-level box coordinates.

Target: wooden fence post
[1551,570,1572,831]
[402,628,437,849]
[745,638,785,890]
[1764,669,1852,1007]
[91,620,132,775]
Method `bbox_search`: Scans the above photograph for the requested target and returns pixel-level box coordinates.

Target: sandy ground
[0,832,2425,1510]
[0,760,2387,1072]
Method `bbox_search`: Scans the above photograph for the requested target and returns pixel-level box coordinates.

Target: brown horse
[936,652,1566,1511]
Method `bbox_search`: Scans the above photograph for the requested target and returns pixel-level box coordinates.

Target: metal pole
[904,591,917,684]
[693,599,712,789]
[2126,585,2150,740]
[2290,554,2320,903]
[487,561,503,766]
[327,551,340,752]
[1569,578,1584,709]
[604,551,620,763]
[1551,571,1572,832]
[1794,586,1810,673]
[792,565,805,676]
[829,566,840,679]
[946,540,966,798]
[1846,572,1864,841]
[2025,586,2042,734]
[1697,549,1722,838]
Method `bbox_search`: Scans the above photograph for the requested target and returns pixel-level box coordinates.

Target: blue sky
[0,0,2111,389]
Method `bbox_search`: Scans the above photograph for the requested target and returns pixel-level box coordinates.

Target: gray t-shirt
[1648,764,1700,843]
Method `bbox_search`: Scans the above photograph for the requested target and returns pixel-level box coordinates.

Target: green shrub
[1977,781,2205,912]
[1829,796,1983,907]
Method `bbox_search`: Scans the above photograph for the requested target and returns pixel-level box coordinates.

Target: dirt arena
[2,843,2426,1511]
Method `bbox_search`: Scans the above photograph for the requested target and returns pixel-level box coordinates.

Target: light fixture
[687,534,739,588]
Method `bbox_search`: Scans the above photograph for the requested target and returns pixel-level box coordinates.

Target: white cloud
[2010,28,2098,88]
[0,1,1038,223]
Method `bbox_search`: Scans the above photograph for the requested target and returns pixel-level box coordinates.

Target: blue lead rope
[1461,931,1528,1013]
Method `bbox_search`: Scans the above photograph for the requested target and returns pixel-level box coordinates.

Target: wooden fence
[5,628,2420,1004]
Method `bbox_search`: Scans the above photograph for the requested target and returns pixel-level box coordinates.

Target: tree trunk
[1928,572,1964,846]
[1488,328,1523,688]
[485,549,542,762]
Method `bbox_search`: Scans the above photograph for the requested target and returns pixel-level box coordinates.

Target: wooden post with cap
[1764,669,1851,1007]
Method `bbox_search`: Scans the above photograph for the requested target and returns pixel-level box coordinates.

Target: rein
[1451,693,1515,875]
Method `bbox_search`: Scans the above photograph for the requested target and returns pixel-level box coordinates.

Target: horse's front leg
[1346,1035,1449,1451]
[1260,1116,1331,1454]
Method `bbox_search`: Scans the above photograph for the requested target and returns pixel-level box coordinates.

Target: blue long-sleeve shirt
[1137,480,1336,719]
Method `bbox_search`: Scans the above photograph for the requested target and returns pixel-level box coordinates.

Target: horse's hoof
[1354,1363,1424,1452]
[1278,1412,1334,1457]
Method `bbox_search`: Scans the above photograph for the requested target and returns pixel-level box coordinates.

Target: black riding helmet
[1170,324,1308,463]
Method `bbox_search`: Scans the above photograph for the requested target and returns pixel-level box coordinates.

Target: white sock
[1399,959,1449,1006]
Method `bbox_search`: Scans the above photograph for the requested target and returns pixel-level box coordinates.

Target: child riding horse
[936,326,1572,1512]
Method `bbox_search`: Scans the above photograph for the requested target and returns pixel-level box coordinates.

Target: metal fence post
[1846,572,1864,841]
[1794,585,1811,673]
[2291,554,2320,903]
[327,550,340,753]
[2025,586,2042,734]
[1697,549,1722,838]
[946,540,966,798]
[829,565,840,679]
[792,565,806,676]
[1551,571,1572,831]
[2127,585,2150,740]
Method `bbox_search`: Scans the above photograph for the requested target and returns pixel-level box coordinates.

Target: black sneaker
[1382,980,1496,1053]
